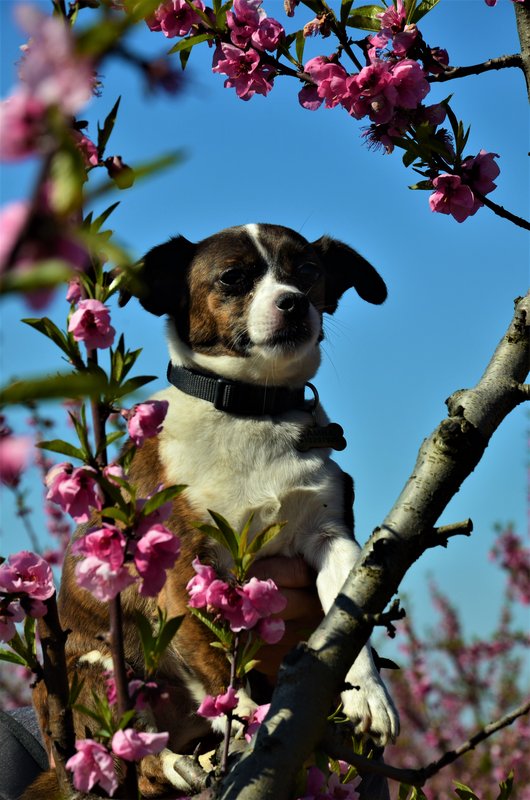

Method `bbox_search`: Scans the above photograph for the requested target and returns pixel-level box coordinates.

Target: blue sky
[1,0,529,650]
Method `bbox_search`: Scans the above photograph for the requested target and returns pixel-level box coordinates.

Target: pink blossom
[298,84,323,111]
[392,25,418,57]
[240,576,286,614]
[46,463,103,523]
[0,600,25,643]
[103,463,126,485]
[212,43,274,100]
[0,550,55,602]
[197,686,239,718]
[66,278,82,305]
[304,57,350,110]
[75,556,136,602]
[428,174,477,223]
[66,739,118,796]
[378,0,407,33]
[16,5,95,116]
[388,59,430,109]
[111,729,169,761]
[0,91,47,162]
[187,558,221,607]
[146,0,206,38]
[244,703,269,742]
[256,616,285,644]
[299,766,360,800]
[71,130,99,168]
[227,0,262,48]
[252,18,284,52]
[68,299,116,350]
[0,201,30,274]
[461,149,500,196]
[133,524,180,596]
[73,525,127,570]
[0,434,33,487]
[126,400,169,446]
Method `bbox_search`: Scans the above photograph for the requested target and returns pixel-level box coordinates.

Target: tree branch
[427,54,523,83]
[514,1,530,102]
[473,189,530,232]
[323,698,530,786]
[218,293,530,800]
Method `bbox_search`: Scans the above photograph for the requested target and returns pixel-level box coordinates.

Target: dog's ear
[312,235,387,313]
[120,236,196,316]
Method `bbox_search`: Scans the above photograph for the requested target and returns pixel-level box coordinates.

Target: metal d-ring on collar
[304,382,320,414]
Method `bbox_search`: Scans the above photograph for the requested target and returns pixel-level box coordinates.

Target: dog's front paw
[341,672,399,746]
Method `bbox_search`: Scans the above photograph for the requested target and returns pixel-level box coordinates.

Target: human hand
[248,555,323,680]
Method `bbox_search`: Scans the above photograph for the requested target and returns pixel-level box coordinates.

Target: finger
[248,555,316,589]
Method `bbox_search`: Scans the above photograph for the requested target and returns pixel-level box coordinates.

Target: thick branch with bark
[218,293,530,800]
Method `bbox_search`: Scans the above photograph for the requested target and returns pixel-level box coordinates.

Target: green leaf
[295,30,305,66]
[0,261,73,298]
[22,317,74,359]
[68,672,86,707]
[104,430,126,450]
[141,485,187,517]
[99,506,130,524]
[188,607,233,647]
[37,439,86,461]
[238,512,255,558]
[49,148,85,215]
[155,614,184,655]
[245,522,285,556]
[412,0,442,23]
[108,374,157,401]
[409,180,433,190]
[193,522,236,555]
[496,772,514,800]
[207,510,240,558]
[347,5,384,32]
[453,783,480,800]
[168,32,214,55]
[72,702,103,724]
[0,371,108,405]
[341,0,355,25]
[398,784,412,800]
[0,649,28,667]
[23,616,37,659]
[97,97,121,159]
[89,202,121,234]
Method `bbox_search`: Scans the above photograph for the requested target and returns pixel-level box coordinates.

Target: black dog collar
[167,363,308,417]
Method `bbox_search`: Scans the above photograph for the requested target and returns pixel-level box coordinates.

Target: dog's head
[132,223,387,385]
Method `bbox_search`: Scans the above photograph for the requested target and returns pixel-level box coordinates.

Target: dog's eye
[219,268,246,289]
[296,263,321,284]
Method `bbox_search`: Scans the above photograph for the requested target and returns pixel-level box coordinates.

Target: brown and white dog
[29,223,398,798]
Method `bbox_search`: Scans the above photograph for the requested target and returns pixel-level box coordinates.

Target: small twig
[428,53,523,83]
[362,599,406,638]
[221,633,240,776]
[424,519,474,549]
[36,593,76,797]
[324,698,530,786]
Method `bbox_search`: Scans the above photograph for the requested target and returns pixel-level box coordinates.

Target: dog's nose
[275,292,309,318]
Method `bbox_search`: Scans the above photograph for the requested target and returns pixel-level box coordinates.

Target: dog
[27,223,398,798]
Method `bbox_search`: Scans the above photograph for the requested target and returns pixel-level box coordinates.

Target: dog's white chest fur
[157,386,349,557]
